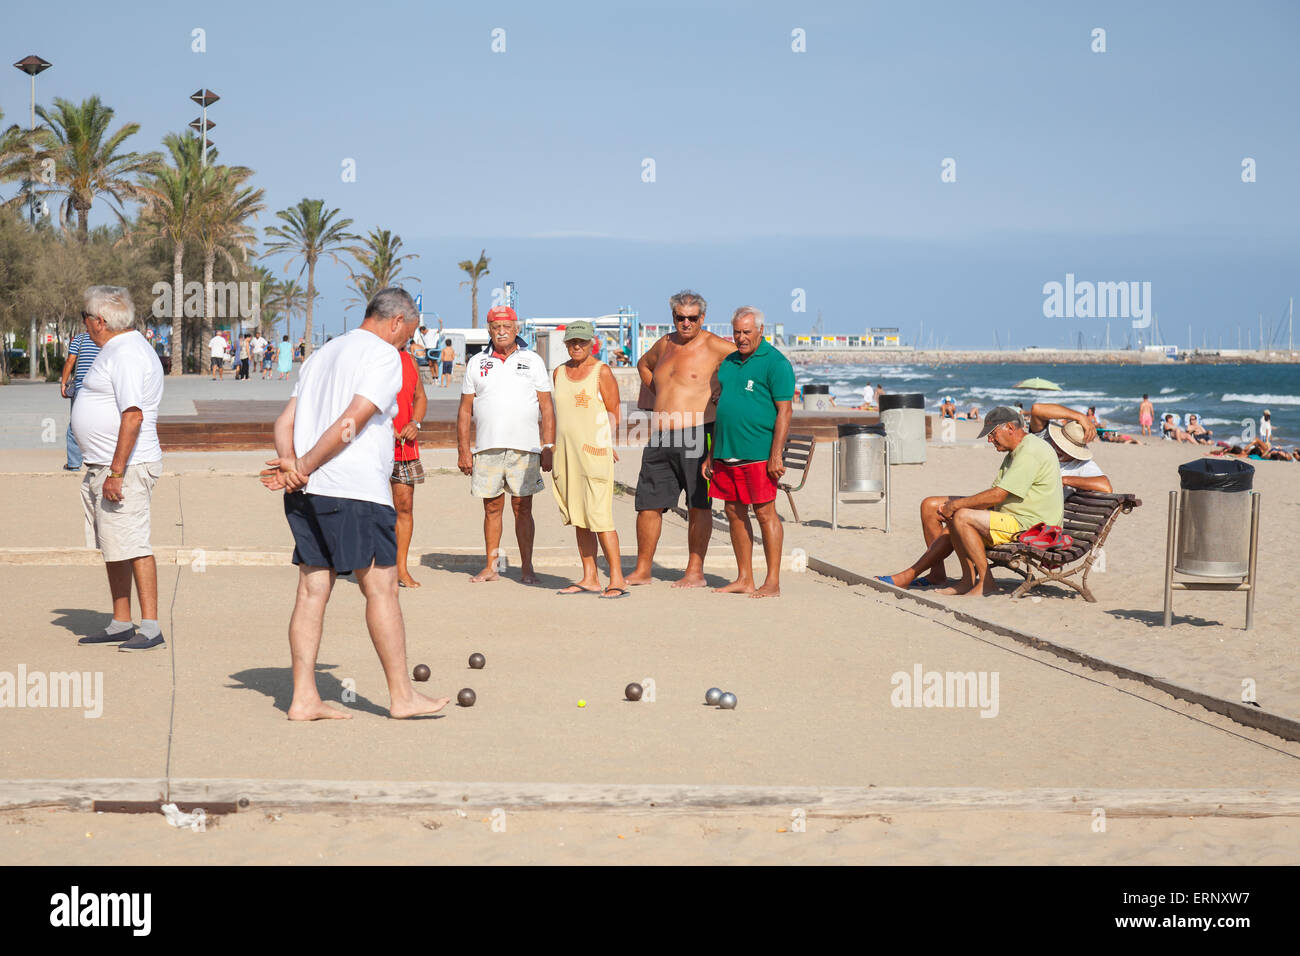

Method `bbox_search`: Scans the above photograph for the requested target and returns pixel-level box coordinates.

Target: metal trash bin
[1174,459,1254,577]
[804,384,834,412]
[879,393,926,464]
[837,423,886,493]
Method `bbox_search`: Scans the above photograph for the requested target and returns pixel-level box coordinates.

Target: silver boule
[718,692,737,710]
[705,687,723,705]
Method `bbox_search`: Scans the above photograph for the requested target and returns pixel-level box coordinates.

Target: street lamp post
[189,89,219,168]
[14,55,51,381]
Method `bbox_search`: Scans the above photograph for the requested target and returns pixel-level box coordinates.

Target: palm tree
[35,96,160,239]
[458,249,490,329]
[345,228,419,313]
[196,161,265,343]
[266,277,310,346]
[263,198,354,357]
[135,133,212,374]
[0,108,46,214]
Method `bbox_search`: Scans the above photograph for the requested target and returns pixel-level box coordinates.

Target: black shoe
[118,632,165,652]
[63,465,81,471]
[79,626,135,645]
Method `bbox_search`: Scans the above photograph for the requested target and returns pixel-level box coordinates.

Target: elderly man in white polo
[457,305,556,584]
[72,286,167,651]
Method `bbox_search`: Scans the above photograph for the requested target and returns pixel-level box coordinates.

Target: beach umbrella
[1015,377,1062,391]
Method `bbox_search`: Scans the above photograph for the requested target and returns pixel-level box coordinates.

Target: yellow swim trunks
[988,511,1022,546]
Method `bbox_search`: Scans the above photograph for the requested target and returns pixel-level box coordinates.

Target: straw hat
[1047,420,1093,460]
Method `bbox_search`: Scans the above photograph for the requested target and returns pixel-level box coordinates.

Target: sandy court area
[2,438,1299,864]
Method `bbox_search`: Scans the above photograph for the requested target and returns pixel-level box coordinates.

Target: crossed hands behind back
[261,457,308,492]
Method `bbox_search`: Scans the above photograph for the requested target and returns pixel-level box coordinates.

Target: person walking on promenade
[625,290,733,588]
[703,306,794,599]
[439,338,456,388]
[59,329,101,471]
[72,286,168,651]
[209,332,228,379]
[551,321,627,598]
[391,340,427,589]
[457,306,555,584]
[237,334,252,380]
[278,334,294,379]
[261,287,448,720]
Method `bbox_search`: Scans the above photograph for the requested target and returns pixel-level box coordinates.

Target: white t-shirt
[291,328,402,507]
[1060,456,1104,498]
[209,335,228,359]
[861,384,875,404]
[1260,418,1272,441]
[251,335,268,356]
[71,331,164,466]
[413,329,429,350]
[462,345,552,453]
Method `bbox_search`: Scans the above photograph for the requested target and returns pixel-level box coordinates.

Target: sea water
[794,361,1300,441]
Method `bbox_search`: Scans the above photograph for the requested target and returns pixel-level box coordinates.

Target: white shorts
[471,448,545,498]
[81,461,162,562]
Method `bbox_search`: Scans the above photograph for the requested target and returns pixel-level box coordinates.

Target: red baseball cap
[486,306,518,324]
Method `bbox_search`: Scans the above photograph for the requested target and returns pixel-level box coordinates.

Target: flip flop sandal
[599,587,630,599]
[1030,528,1074,550]
[557,586,600,596]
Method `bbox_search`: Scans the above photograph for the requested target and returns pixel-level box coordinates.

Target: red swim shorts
[710,460,778,504]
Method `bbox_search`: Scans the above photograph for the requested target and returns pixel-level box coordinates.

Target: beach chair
[777,434,817,524]
[986,491,1141,602]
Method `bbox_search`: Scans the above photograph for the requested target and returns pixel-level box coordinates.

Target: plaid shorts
[391,458,425,485]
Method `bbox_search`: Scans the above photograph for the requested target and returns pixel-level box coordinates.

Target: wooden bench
[987,491,1141,602]
[777,434,816,523]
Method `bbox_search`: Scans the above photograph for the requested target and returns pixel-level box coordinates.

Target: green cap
[563,320,596,342]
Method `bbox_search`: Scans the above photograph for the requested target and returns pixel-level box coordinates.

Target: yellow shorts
[988,511,1022,546]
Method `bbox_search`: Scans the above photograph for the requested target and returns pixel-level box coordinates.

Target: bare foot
[520,568,539,585]
[390,691,451,719]
[398,575,421,589]
[470,567,499,583]
[624,569,654,586]
[672,572,709,589]
[957,578,999,599]
[287,699,353,721]
[714,579,754,594]
[934,579,974,596]
[750,582,781,598]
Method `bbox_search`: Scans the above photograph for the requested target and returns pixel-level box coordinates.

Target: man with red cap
[457,305,556,583]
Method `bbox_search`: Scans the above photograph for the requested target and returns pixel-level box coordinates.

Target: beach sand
[1,428,1298,865]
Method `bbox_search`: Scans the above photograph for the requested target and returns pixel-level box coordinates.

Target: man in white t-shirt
[209,333,229,380]
[71,286,168,652]
[251,331,269,379]
[457,305,556,584]
[261,287,449,721]
[1044,420,1111,498]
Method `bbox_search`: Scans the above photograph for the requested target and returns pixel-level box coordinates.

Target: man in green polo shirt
[703,306,796,598]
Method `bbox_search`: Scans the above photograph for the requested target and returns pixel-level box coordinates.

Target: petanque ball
[625,682,643,701]
[468,653,486,670]
[705,687,723,706]
[457,688,476,707]
[413,664,431,682]
[718,692,737,710]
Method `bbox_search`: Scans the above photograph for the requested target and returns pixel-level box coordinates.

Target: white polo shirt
[291,328,402,507]
[462,344,551,453]
[251,335,268,356]
[209,335,228,359]
[71,331,164,466]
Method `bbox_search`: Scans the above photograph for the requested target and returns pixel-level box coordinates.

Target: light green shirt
[993,433,1063,531]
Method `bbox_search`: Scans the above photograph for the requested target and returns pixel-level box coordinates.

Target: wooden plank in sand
[4,778,1300,817]
[809,556,1300,744]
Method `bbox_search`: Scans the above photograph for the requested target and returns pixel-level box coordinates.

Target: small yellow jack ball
[577,699,587,708]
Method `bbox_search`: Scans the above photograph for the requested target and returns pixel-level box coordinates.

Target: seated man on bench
[878,406,1063,596]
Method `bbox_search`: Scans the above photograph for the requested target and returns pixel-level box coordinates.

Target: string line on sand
[832,579,1300,762]
[163,475,183,802]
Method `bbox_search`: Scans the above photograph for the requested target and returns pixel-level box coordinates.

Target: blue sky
[3,0,1298,346]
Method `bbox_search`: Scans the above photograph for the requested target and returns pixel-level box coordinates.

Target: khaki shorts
[471,448,545,498]
[988,510,1022,546]
[82,461,162,562]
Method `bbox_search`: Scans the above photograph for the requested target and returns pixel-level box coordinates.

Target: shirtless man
[625,290,734,588]
[439,338,456,388]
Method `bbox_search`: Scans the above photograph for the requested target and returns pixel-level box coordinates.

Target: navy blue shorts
[284,492,397,572]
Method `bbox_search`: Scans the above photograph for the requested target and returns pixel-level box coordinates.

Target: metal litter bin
[1174,459,1254,577]
[879,393,926,464]
[804,384,834,412]
[837,424,886,493]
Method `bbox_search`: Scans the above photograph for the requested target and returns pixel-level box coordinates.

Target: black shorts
[634,424,712,512]
[441,361,453,374]
[284,492,397,572]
